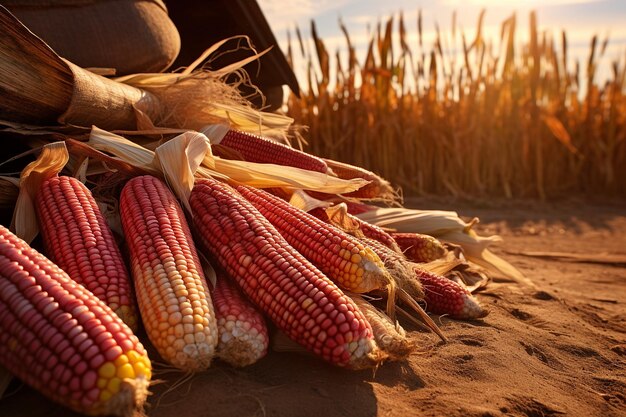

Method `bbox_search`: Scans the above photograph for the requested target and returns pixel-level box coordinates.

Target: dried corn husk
[85,128,369,209]
[0,6,72,124]
[115,36,294,138]
[355,207,530,285]
[0,177,19,208]
[0,6,159,130]
[422,246,490,292]
[11,141,68,243]
[0,11,293,136]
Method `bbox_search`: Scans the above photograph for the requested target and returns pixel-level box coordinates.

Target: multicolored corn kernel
[213,274,269,367]
[391,232,447,263]
[413,266,487,320]
[120,175,218,372]
[190,178,383,369]
[236,185,392,295]
[219,129,329,173]
[0,225,150,416]
[36,175,137,330]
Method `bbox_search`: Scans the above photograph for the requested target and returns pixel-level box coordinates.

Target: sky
[257,0,626,89]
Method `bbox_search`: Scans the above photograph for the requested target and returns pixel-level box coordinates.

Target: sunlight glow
[442,0,602,5]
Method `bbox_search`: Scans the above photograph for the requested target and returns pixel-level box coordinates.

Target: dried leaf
[154,131,211,213]
[356,207,528,284]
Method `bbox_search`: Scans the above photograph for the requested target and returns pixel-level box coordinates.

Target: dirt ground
[2,198,625,417]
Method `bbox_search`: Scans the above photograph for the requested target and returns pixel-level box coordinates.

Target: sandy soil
[2,199,625,417]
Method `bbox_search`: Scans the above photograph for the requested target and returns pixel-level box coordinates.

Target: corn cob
[309,207,401,252]
[212,274,269,367]
[324,158,397,200]
[0,225,150,416]
[413,266,487,320]
[120,175,218,372]
[218,130,329,173]
[348,294,413,361]
[235,186,394,302]
[391,232,446,263]
[35,176,137,330]
[190,178,383,369]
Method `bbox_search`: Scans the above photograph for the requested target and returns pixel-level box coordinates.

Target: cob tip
[345,339,388,370]
[455,292,489,320]
[99,377,150,417]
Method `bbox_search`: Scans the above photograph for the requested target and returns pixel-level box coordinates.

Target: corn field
[285,11,626,199]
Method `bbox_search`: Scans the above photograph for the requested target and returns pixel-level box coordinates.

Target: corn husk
[115,36,294,139]
[0,6,160,130]
[356,207,530,285]
[421,246,490,292]
[0,6,72,124]
[59,60,159,129]
[288,189,333,212]
[86,128,369,207]
[0,176,19,208]
[0,11,293,136]
[11,141,69,243]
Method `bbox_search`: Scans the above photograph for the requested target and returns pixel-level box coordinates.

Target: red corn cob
[413,266,487,320]
[212,274,269,367]
[190,178,383,369]
[218,129,329,173]
[35,176,137,330]
[0,225,151,416]
[120,176,218,372]
[391,232,447,263]
[235,185,393,299]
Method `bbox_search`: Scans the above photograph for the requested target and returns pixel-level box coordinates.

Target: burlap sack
[2,0,180,75]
